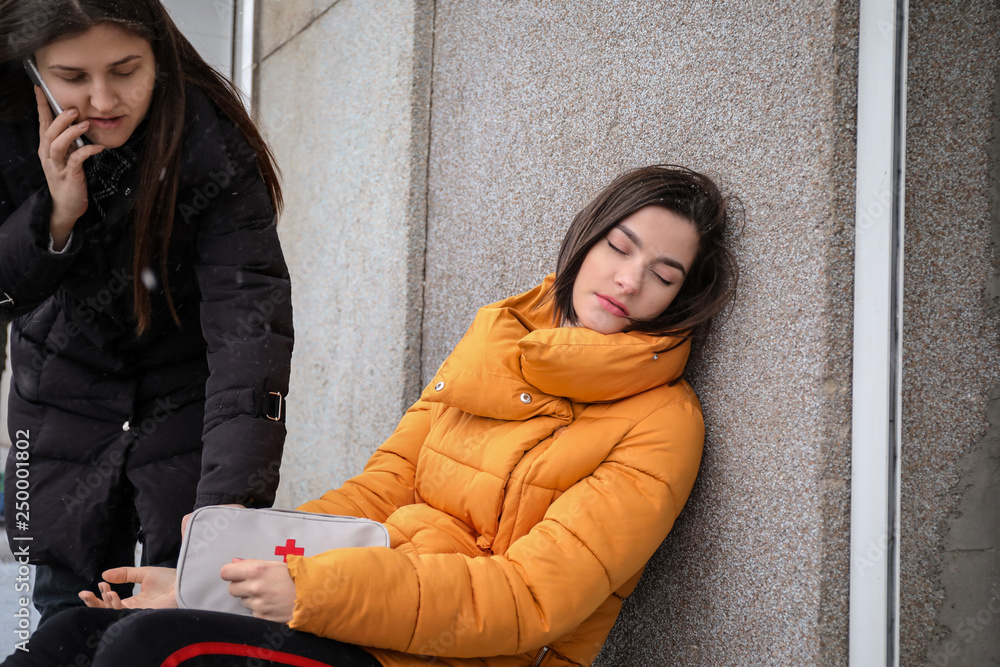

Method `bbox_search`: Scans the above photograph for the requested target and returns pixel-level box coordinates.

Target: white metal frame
[849,0,908,664]
[232,0,257,112]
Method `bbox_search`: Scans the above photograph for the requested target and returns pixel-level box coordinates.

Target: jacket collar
[423,275,690,420]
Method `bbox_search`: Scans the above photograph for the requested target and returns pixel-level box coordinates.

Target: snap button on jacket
[290,275,703,667]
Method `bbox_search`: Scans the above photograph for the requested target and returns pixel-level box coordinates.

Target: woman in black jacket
[0,0,294,623]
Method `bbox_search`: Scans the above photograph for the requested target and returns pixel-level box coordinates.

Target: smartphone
[23,56,87,150]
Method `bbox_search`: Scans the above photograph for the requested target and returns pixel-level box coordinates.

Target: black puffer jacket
[0,83,294,575]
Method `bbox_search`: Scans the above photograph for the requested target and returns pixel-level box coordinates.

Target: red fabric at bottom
[161,642,338,667]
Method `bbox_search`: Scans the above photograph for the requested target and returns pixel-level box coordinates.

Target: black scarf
[83,120,146,219]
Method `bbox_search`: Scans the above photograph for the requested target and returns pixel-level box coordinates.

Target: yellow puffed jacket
[288,275,704,667]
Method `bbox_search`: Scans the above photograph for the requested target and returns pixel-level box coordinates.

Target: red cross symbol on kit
[274,538,305,562]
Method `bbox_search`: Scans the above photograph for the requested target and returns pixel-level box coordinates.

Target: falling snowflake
[141,267,158,290]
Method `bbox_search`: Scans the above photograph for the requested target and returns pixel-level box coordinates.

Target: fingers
[37,109,97,172]
[223,560,263,603]
[101,566,144,585]
[34,88,100,164]
[47,117,87,157]
[221,560,295,624]
[45,115,102,167]
[98,582,125,610]
[66,142,105,168]
[44,107,79,143]
[78,591,105,608]
[79,583,124,610]
[40,101,80,151]
[219,558,253,583]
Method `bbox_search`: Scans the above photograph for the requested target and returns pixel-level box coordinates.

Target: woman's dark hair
[0,0,283,335]
[552,164,739,337]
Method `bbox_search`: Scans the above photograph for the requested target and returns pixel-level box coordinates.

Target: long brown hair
[552,164,739,337]
[0,0,283,335]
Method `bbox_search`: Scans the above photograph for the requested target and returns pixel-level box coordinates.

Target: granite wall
[904,2,1000,665]
[255,0,999,664]
[256,0,433,504]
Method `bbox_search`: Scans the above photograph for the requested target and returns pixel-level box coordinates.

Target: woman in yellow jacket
[4,165,738,667]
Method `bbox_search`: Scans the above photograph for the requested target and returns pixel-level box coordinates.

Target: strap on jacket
[205,387,286,424]
[260,391,284,423]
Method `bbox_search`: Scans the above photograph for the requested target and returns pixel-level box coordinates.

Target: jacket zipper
[531,646,550,667]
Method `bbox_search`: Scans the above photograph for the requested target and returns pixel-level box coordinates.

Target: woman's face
[34,23,156,149]
[570,205,700,334]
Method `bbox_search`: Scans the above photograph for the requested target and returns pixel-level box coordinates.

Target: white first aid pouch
[175,506,390,616]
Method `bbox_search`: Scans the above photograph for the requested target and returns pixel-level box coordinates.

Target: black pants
[0,607,382,667]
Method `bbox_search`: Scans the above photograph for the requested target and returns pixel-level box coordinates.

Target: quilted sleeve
[286,396,703,657]
[0,175,85,322]
[295,400,432,522]
[189,108,294,509]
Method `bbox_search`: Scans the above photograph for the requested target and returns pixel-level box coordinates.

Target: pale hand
[221,559,296,623]
[33,86,104,250]
[79,566,178,610]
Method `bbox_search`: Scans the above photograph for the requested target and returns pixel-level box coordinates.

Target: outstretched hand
[79,566,178,610]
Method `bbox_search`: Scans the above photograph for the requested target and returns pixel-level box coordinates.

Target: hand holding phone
[23,55,102,247]
[23,56,87,150]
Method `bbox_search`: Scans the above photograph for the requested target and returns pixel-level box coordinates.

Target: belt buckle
[266,391,284,422]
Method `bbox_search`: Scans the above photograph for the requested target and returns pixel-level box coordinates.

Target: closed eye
[607,239,627,255]
[652,271,673,287]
